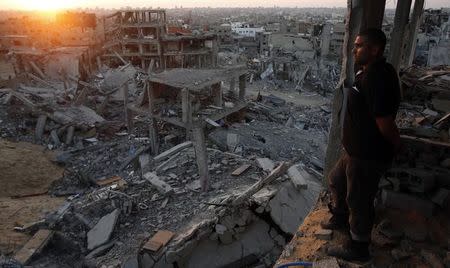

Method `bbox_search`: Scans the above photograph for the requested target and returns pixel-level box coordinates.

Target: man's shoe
[326,240,370,262]
[320,215,349,230]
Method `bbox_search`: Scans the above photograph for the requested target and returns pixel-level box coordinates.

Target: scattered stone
[256,158,275,172]
[144,172,173,195]
[287,165,308,190]
[315,229,333,241]
[215,224,227,235]
[87,209,120,250]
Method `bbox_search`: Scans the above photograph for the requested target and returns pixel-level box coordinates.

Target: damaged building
[102,9,218,70]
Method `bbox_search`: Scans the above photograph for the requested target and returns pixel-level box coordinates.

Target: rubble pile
[0,53,331,267]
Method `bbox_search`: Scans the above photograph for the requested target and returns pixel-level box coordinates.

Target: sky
[0,0,449,11]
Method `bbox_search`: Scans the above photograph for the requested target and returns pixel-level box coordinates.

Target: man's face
[353,35,376,66]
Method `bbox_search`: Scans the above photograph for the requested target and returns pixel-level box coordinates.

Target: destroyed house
[103,9,218,70]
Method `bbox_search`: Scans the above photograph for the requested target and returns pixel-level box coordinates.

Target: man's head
[353,28,387,66]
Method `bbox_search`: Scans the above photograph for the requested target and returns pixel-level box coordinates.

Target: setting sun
[12,0,79,10]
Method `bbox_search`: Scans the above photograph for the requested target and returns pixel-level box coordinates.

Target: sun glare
[14,0,77,11]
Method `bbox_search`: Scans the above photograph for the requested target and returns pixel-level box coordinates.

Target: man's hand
[375,116,401,154]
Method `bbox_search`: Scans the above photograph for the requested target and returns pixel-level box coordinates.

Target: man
[322,28,401,262]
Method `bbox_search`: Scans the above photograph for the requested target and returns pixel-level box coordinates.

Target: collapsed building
[102,9,218,70]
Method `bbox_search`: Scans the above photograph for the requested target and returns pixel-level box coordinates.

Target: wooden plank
[14,229,54,265]
[96,175,124,186]
[231,162,290,206]
[401,135,450,149]
[143,230,175,252]
[231,164,251,176]
[433,112,450,128]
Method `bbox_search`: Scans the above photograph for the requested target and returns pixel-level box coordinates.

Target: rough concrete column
[362,0,386,30]
[192,127,209,192]
[147,82,159,155]
[388,0,413,71]
[402,0,425,68]
[238,74,246,100]
[324,0,364,181]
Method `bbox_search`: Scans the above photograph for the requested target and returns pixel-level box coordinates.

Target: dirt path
[0,139,65,254]
[0,139,64,198]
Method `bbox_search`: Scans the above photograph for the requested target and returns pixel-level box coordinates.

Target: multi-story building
[103,9,218,70]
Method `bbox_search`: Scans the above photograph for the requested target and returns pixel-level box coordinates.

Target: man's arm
[375,116,401,154]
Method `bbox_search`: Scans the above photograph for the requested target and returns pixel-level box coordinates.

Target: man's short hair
[359,28,387,53]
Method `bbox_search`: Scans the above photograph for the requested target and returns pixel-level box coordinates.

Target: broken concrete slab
[85,241,115,259]
[143,230,175,252]
[256,158,275,172]
[144,172,174,195]
[52,105,105,127]
[87,209,120,250]
[269,180,322,234]
[14,229,54,265]
[287,165,308,190]
[183,220,275,268]
[153,141,192,163]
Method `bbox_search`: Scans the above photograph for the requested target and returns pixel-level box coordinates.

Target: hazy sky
[0,0,449,10]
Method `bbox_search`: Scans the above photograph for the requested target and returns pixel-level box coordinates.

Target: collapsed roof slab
[147,66,247,93]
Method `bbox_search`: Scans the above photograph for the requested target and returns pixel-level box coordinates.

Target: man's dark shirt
[342,57,400,163]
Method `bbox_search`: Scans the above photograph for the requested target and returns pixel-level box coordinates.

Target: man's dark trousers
[328,150,390,242]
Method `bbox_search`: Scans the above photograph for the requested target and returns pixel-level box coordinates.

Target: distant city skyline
[0,0,449,11]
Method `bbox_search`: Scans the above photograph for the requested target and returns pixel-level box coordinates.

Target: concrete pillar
[362,0,386,30]
[324,0,364,180]
[192,127,209,192]
[402,0,425,68]
[388,0,413,71]
[238,74,246,100]
[147,82,159,155]
[212,83,222,107]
